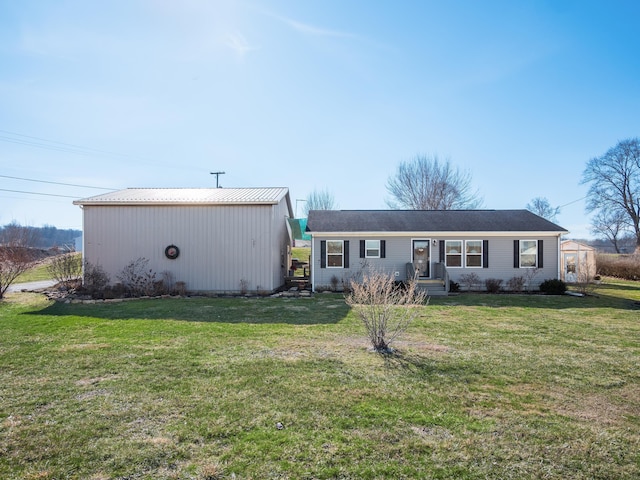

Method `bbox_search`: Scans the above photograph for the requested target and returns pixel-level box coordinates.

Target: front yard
[0,280,638,479]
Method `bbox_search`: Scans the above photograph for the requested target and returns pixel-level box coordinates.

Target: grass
[14,252,82,283]
[0,279,638,479]
[291,246,311,276]
[15,260,54,283]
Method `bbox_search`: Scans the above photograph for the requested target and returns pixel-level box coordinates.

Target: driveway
[6,280,57,293]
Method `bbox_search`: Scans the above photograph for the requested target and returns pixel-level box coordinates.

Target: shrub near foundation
[539,278,567,295]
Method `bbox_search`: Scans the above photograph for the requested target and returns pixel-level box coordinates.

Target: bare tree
[526,197,560,222]
[386,155,483,210]
[304,189,337,216]
[590,209,630,253]
[0,222,40,299]
[581,138,640,253]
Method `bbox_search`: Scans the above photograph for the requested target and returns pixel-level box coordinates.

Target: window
[466,240,482,268]
[520,240,537,267]
[445,240,462,267]
[327,240,344,268]
[365,240,380,258]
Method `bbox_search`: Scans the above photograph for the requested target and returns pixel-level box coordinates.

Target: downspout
[79,205,85,282]
[557,235,562,280]
[310,234,315,293]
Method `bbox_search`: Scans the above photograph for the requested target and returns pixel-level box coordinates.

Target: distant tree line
[0,222,81,250]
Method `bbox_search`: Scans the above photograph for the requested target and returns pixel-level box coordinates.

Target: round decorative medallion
[165,245,180,259]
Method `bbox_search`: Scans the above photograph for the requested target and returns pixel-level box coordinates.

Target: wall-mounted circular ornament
[165,245,180,259]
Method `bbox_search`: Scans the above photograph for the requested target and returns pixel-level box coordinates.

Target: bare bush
[459,273,480,291]
[506,276,525,292]
[116,257,157,297]
[484,278,503,293]
[47,253,82,288]
[574,256,597,295]
[83,261,110,298]
[524,267,540,292]
[345,269,429,352]
[596,253,640,280]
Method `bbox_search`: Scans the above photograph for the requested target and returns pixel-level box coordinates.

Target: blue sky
[1,0,639,238]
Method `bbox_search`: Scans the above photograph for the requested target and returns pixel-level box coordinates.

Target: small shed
[560,240,597,283]
[74,187,293,294]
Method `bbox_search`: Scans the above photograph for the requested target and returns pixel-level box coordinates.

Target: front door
[412,240,430,278]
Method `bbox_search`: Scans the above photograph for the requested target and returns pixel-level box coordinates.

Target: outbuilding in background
[560,240,597,283]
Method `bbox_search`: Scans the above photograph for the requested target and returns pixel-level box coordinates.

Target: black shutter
[320,240,326,268]
[360,240,365,258]
[344,241,350,268]
[514,240,519,268]
[380,240,386,258]
[439,240,445,263]
[483,240,489,268]
[538,240,544,268]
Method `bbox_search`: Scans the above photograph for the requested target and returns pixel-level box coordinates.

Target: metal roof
[74,187,290,206]
[306,209,568,234]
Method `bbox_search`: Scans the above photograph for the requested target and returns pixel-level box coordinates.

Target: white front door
[412,240,430,278]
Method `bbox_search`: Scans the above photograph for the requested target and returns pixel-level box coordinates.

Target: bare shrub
[524,267,540,292]
[330,275,339,291]
[459,273,480,291]
[116,258,156,297]
[575,256,597,295]
[506,276,525,292]
[47,253,82,288]
[83,261,110,298]
[345,269,429,352]
[484,278,503,293]
[239,279,249,295]
[596,253,640,280]
[175,281,187,296]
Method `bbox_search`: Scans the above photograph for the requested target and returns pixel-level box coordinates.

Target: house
[74,188,293,294]
[306,209,569,294]
[560,240,596,283]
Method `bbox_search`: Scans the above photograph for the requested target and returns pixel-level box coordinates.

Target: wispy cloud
[263,10,356,39]
[225,31,258,58]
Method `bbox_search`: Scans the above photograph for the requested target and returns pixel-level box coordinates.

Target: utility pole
[210,171,225,188]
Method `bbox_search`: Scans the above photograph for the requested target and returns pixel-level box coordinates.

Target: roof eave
[308,230,569,237]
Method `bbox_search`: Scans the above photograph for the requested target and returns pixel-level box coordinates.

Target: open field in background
[15,253,82,284]
[0,280,639,479]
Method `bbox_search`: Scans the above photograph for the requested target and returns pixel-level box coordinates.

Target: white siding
[83,202,290,293]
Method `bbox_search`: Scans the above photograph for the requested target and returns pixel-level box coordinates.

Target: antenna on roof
[210,171,226,188]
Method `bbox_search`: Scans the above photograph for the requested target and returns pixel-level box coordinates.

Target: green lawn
[14,259,54,283]
[0,280,638,479]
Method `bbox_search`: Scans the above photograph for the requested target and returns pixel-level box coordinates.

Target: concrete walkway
[6,280,57,293]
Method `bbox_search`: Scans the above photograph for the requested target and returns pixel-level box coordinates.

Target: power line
[0,188,81,199]
[558,196,587,208]
[0,174,118,190]
[0,129,146,160]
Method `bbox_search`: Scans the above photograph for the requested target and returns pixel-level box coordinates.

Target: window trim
[445,240,463,268]
[365,239,381,258]
[326,240,344,268]
[465,240,483,268]
[519,239,538,268]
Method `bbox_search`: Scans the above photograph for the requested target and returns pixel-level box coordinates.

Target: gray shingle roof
[306,210,568,233]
